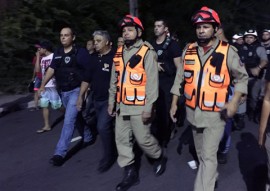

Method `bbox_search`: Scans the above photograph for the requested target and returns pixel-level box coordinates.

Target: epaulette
[183,43,192,51]
[230,45,238,52]
[143,41,155,50]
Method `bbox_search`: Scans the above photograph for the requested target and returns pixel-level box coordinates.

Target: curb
[0,95,33,118]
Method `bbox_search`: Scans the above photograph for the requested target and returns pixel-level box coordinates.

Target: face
[94,35,108,53]
[86,40,94,51]
[154,21,168,37]
[117,37,124,47]
[244,35,256,44]
[196,23,216,45]
[262,32,270,41]
[236,37,244,45]
[39,47,46,55]
[60,28,75,47]
[122,26,140,41]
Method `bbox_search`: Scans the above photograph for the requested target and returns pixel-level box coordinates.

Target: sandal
[36,128,51,133]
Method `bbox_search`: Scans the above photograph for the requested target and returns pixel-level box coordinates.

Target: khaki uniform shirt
[108,39,158,116]
[170,38,249,128]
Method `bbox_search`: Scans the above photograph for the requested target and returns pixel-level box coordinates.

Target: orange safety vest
[183,41,231,111]
[113,44,149,105]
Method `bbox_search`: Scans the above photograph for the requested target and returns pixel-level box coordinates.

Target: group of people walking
[31,5,270,191]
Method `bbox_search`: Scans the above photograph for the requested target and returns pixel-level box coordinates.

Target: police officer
[39,27,94,166]
[108,15,167,191]
[151,19,182,147]
[170,7,248,191]
[238,29,268,123]
[77,30,117,173]
[232,33,244,50]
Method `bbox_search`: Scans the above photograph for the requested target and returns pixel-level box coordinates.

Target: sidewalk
[0,93,34,117]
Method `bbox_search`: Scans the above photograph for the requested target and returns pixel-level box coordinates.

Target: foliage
[0,0,128,93]
[1,0,270,93]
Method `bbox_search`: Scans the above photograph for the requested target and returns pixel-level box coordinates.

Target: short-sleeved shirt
[152,38,182,78]
[108,39,159,115]
[50,46,91,71]
[84,50,114,101]
[40,53,55,87]
[170,38,248,128]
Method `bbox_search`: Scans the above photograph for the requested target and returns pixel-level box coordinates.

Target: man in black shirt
[77,30,117,173]
[151,19,182,148]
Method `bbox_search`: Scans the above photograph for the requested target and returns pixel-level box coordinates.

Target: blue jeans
[94,100,116,160]
[54,87,92,157]
[218,118,233,154]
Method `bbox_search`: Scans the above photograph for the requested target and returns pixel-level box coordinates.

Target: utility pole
[129,0,138,17]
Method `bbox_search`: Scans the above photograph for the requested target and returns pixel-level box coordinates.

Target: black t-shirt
[84,50,114,101]
[151,38,182,77]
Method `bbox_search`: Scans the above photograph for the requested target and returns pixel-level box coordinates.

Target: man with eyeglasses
[170,6,248,191]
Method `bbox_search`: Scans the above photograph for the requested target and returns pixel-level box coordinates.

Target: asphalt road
[0,109,268,191]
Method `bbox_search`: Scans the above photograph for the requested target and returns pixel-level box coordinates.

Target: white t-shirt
[40,53,56,87]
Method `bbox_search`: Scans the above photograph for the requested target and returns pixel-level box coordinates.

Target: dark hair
[61,26,76,37]
[155,18,169,28]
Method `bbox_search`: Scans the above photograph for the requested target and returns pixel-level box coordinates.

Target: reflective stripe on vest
[113,44,149,105]
[183,41,231,111]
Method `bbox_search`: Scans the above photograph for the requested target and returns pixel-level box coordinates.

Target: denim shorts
[39,87,62,109]
[34,77,42,91]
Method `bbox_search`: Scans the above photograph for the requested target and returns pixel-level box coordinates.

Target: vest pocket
[184,70,194,84]
[209,73,225,88]
[124,86,145,104]
[127,67,144,85]
[201,91,215,109]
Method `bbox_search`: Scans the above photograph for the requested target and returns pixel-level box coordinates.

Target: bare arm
[259,81,270,146]
[38,67,54,95]
[76,81,89,111]
[170,94,179,122]
[35,51,41,73]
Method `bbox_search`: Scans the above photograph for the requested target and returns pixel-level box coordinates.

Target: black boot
[116,164,139,191]
[153,154,167,176]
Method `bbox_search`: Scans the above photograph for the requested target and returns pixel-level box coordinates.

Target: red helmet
[191,6,221,26]
[119,15,144,31]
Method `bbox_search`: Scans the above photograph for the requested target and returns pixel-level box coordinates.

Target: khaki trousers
[115,114,161,167]
[192,119,225,191]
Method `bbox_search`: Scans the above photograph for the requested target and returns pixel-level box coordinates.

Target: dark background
[0,0,270,93]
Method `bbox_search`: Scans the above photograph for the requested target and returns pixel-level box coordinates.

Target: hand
[35,50,40,57]
[222,101,238,119]
[76,96,83,111]
[258,130,265,147]
[142,111,151,124]
[158,62,165,72]
[108,104,116,117]
[170,104,178,122]
[250,67,260,77]
[38,86,45,97]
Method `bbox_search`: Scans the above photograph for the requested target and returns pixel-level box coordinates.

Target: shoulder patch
[143,41,154,50]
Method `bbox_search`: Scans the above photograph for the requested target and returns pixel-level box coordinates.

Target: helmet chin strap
[197,37,213,45]
[124,39,137,47]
